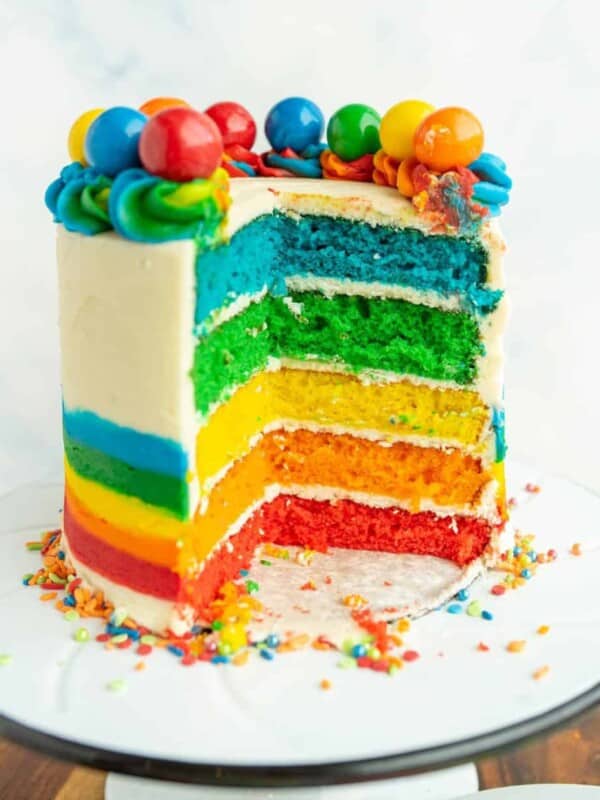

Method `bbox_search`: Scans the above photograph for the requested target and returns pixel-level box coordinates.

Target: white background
[1,0,598,495]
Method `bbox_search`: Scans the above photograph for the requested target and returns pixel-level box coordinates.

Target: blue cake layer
[63,406,188,479]
[195,213,501,327]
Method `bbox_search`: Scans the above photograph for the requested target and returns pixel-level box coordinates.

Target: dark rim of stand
[1,682,599,787]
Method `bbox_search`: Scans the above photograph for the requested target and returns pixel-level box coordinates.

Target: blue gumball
[264,97,324,152]
[84,106,147,176]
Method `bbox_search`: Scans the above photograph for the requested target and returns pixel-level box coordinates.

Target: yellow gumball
[380,100,435,162]
[68,108,104,165]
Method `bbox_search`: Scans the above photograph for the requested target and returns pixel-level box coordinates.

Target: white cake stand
[0,461,599,799]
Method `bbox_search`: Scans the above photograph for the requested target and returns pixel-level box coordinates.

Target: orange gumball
[414,107,484,172]
[139,96,190,116]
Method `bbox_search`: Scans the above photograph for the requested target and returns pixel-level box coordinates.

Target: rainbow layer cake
[46,96,511,634]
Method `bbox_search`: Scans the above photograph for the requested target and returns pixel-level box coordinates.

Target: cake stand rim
[1,680,598,786]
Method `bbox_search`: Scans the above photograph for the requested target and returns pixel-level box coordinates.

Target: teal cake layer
[195,213,501,327]
[193,291,483,415]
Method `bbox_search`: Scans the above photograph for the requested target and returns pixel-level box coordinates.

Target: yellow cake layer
[197,367,493,486]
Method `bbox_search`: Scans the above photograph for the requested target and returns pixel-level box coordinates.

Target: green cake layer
[64,430,189,518]
[193,291,483,415]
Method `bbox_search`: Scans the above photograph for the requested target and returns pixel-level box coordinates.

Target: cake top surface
[45,96,512,243]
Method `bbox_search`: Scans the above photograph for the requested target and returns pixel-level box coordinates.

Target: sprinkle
[245,579,259,594]
[73,627,90,643]
[481,610,494,621]
[570,542,582,556]
[110,607,128,626]
[491,584,506,596]
[167,645,184,657]
[40,591,57,602]
[232,650,250,666]
[537,625,550,635]
[520,569,532,579]
[296,549,316,566]
[240,569,249,577]
[140,634,157,646]
[49,572,67,585]
[134,661,146,671]
[136,643,152,656]
[57,550,65,560]
[265,633,280,649]
[300,580,317,591]
[260,559,272,566]
[106,678,127,694]
[446,603,463,614]
[319,679,332,690]
[181,654,196,666]
[337,656,357,669]
[513,546,522,557]
[260,648,275,661]
[466,601,482,617]
[117,638,132,650]
[67,578,82,594]
[403,650,420,662]
[547,548,558,560]
[396,618,411,633]
[26,541,43,551]
[342,593,368,608]
[351,643,367,658]
[0,654,13,666]
[62,595,76,607]
[455,588,469,601]
[211,620,223,631]
[477,642,490,652]
[211,654,230,664]
[527,551,537,562]
[533,665,550,680]
[21,572,34,585]
[525,483,541,493]
[507,640,526,653]
[111,633,128,644]
[63,610,80,622]
[96,633,110,642]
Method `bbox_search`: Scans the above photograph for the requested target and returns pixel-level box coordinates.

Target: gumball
[139,96,189,116]
[379,100,434,162]
[326,104,381,162]
[68,108,104,165]
[414,107,484,172]
[265,97,324,152]
[84,106,147,176]
[205,101,256,149]
[139,107,224,182]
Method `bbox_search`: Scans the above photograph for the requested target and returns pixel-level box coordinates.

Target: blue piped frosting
[264,144,327,178]
[195,213,502,328]
[45,163,112,235]
[63,406,188,478]
[470,153,512,218]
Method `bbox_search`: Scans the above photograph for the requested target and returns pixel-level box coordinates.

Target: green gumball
[326,104,381,161]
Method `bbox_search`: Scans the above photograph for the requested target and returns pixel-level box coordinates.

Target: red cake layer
[63,495,181,600]
[64,493,495,609]
[263,494,493,566]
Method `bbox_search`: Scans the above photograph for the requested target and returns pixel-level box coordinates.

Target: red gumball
[205,101,256,150]
[139,107,224,182]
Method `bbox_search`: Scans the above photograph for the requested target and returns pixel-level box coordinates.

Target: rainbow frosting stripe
[49,97,509,635]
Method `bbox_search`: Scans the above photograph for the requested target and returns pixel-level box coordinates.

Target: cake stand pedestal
[0,463,599,798]
[105,763,478,798]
